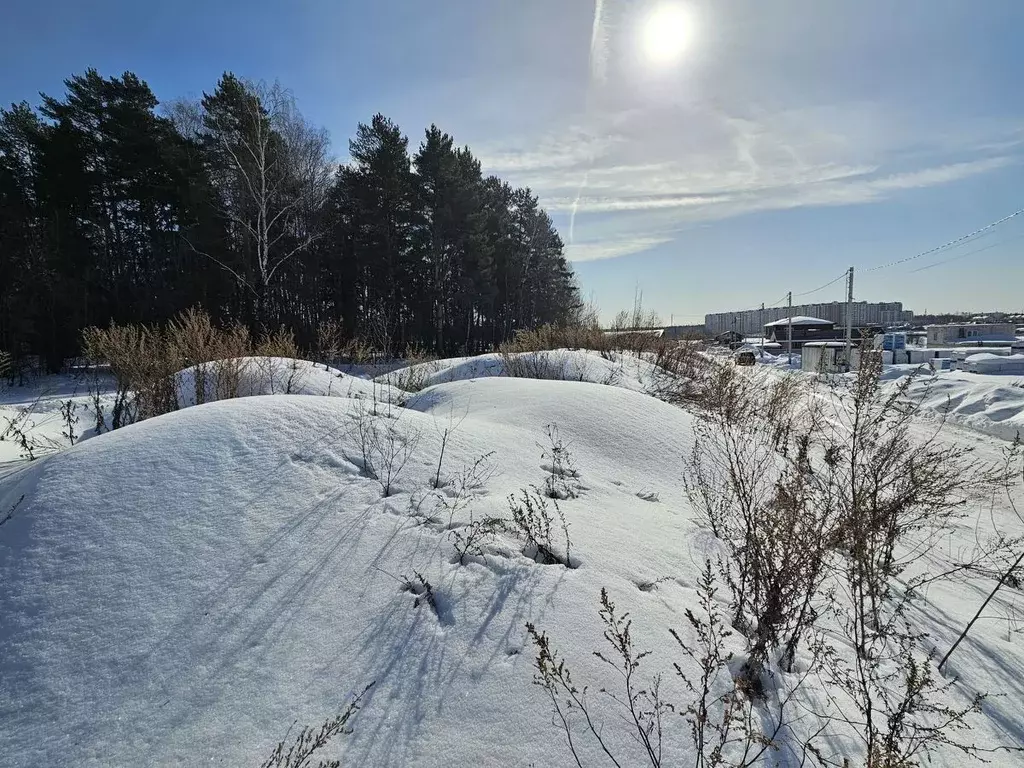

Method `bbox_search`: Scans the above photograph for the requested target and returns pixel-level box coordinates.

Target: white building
[925,323,1016,346]
[801,342,849,373]
[705,301,913,336]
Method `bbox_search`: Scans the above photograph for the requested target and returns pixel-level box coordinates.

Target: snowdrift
[175,356,401,406]
[3,371,1022,767]
[0,380,705,766]
[379,349,666,394]
[898,370,1024,442]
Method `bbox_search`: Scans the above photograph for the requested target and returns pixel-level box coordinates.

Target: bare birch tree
[190,76,332,307]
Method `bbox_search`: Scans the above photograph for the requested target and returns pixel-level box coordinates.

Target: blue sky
[3,0,1023,321]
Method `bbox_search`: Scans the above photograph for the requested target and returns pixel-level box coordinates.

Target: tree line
[0,69,580,372]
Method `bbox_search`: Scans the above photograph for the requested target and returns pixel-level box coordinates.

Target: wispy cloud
[861,157,1012,193]
[476,103,1023,258]
[565,235,674,262]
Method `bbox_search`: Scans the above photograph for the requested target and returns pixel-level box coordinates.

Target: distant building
[801,342,849,373]
[660,324,709,340]
[714,330,744,346]
[705,301,913,336]
[764,316,839,349]
[925,322,1016,346]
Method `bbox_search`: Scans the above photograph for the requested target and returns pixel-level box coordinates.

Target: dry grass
[82,308,319,428]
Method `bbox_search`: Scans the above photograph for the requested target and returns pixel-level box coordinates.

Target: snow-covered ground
[0,372,107,466]
[376,349,669,394]
[886,366,1024,442]
[0,359,400,467]
[747,355,1024,443]
[1,350,1022,766]
[175,356,402,406]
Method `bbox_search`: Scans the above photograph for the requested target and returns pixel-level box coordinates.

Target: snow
[890,368,1024,442]
[0,373,112,465]
[776,362,1024,444]
[763,316,833,327]
[0,380,704,766]
[175,356,402,406]
[963,353,1024,375]
[1,352,1023,767]
[755,350,803,369]
[1,358,400,466]
[378,349,667,395]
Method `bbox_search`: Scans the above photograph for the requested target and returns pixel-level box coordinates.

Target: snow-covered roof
[764,316,833,327]
[742,337,782,348]
[966,353,1024,362]
[925,322,1015,329]
[603,328,664,337]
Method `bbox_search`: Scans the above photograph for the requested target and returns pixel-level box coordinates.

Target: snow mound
[175,356,401,406]
[0,379,703,766]
[380,349,664,394]
[4,371,1022,766]
[963,353,1024,375]
[899,370,1024,442]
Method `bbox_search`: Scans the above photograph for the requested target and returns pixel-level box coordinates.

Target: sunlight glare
[642,3,695,66]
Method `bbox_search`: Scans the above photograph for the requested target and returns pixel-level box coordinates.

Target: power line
[908,231,1024,274]
[863,206,1024,273]
[793,271,848,298]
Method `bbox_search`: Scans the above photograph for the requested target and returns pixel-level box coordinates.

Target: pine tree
[2,71,581,367]
[343,114,417,352]
[413,125,490,353]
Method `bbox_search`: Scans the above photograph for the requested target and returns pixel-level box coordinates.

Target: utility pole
[787,292,793,365]
[759,303,765,356]
[844,266,854,366]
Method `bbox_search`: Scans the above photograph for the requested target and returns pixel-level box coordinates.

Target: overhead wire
[908,230,1024,274]
[862,206,1024,273]
[693,208,1022,330]
[793,271,849,298]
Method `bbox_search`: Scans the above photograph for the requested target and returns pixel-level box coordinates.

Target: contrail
[569,0,607,245]
[589,0,608,84]
[568,168,590,244]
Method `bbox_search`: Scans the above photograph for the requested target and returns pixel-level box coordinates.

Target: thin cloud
[863,157,1013,192]
[565,236,674,262]
[479,105,1022,247]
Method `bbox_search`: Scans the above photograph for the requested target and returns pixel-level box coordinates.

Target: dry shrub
[314,319,344,364]
[259,683,373,768]
[338,337,374,365]
[819,350,1003,634]
[646,342,712,402]
[255,326,299,359]
[387,362,437,393]
[499,324,611,355]
[683,370,835,683]
[168,308,251,406]
[530,352,1017,767]
[382,342,439,393]
[82,322,178,426]
[507,487,574,567]
[527,566,790,768]
[349,399,421,497]
[681,342,1018,764]
[402,340,432,363]
[170,307,248,363]
[500,349,585,381]
[83,308,322,428]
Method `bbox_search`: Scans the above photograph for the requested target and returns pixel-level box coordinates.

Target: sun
[642,3,695,66]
